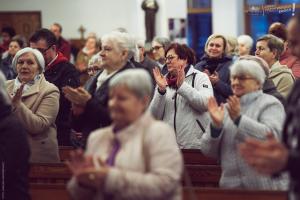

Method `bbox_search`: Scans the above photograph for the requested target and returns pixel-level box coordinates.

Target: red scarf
[166,73,177,88]
[47,51,68,69]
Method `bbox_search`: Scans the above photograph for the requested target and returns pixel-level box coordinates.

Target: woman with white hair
[67,69,183,200]
[63,31,137,147]
[237,35,254,56]
[6,47,60,163]
[199,58,288,190]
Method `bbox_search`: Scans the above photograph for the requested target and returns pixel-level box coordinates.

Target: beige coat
[67,112,183,200]
[269,61,295,98]
[6,75,60,163]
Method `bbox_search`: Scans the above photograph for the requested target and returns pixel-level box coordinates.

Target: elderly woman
[200,58,288,189]
[195,34,233,104]
[150,43,213,149]
[151,36,171,75]
[6,47,60,163]
[63,31,137,146]
[0,71,30,199]
[237,35,254,56]
[67,69,182,200]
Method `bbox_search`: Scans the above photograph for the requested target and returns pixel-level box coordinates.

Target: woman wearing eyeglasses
[151,37,171,75]
[199,57,288,189]
[150,43,213,149]
[195,34,233,104]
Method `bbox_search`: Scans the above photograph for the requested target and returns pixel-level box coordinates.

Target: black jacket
[44,60,80,145]
[72,61,135,140]
[263,78,286,105]
[0,105,30,200]
[195,55,233,104]
[282,80,300,198]
[0,55,16,80]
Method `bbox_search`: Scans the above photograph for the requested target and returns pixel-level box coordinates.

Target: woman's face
[100,40,125,69]
[166,49,187,76]
[16,52,40,83]
[231,74,260,97]
[85,37,97,50]
[8,41,21,56]
[207,37,225,58]
[238,43,250,56]
[151,41,165,61]
[109,85,148,129]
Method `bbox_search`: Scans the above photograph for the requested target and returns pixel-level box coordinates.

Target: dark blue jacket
[0,55,17,80]
[195,54,233,104]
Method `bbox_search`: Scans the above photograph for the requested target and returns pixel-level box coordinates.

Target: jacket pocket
[196,119,205,133]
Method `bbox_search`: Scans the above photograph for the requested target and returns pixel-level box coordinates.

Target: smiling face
[230,74,260,97]
[8,41,21,56]
[108,84,147,129]
[206,37,225,58]
[16,52,40,83]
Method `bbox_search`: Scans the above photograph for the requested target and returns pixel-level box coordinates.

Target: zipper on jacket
[173,92,178,133]
[196,119,205,133]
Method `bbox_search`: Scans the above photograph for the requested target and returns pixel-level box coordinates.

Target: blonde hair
[204,34,228,56]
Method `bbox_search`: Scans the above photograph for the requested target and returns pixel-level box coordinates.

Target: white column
[212,0,244,37]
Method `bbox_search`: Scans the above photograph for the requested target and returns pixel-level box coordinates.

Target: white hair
[109,69,153,99]
[230,59,266,86]
[237,35,254,49]
[12,47,45,73]
[101,31,135,60]
[0,71,10,105]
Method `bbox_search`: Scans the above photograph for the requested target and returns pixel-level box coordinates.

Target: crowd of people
[1,12,300,200]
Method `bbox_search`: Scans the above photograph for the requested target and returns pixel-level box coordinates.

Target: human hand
[207,96,224,128]
[63,86,92,107]
[209,72,220,85]
[227,95,241,121]
[239,133,288,175]
[11,82,25,107]
[153,67,167,92]
[176,64,185,88]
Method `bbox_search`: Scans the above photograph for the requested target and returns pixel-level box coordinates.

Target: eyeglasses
[165,55,178,62]
[151,45,163,51]
[231,75,255,81]
[37,45,52,55]
[255,46,269,52]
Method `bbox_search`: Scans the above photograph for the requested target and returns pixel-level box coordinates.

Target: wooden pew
[181,149,218,165]
[59,146,218,165]
[29,163,221,187]
[29,183,288,200]
[183,187,288,200]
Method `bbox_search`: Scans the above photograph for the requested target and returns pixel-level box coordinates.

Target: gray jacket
[150,65,213,149]
[200,90,289,190]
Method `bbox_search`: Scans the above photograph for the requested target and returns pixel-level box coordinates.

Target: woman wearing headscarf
[6,47,60,163]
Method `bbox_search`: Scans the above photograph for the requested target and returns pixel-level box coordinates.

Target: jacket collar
[239,90,263,106]
[111,112,153,143]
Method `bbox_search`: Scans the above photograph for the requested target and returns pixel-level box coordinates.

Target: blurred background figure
[0,36,26,80]
[237,35,254,56]
[226,35,239,60]
[0,26,16,59]
[76,35,100,85]
[151,36,171,75]
[269,22,300,79]
[6,47,60,163]
[67,69,182,200]
[0,71,30,200]
[50,22,71,60]
[195,34,233,104]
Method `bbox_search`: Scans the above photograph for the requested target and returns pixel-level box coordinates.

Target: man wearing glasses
[29,28,80,146]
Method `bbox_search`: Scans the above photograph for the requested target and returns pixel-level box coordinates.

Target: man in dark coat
[30,28,80,145]
[50,23,71,60]
[0,72,30,200]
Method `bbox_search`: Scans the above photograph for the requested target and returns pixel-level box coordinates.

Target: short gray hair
[0,71,10,106]
[12,47,45,73]
[230,59,266,86]
[101,31,133,59]
[237,35,254,49]
[257,34,284,60]
[152,36,171,51]
[109,69,153,99]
